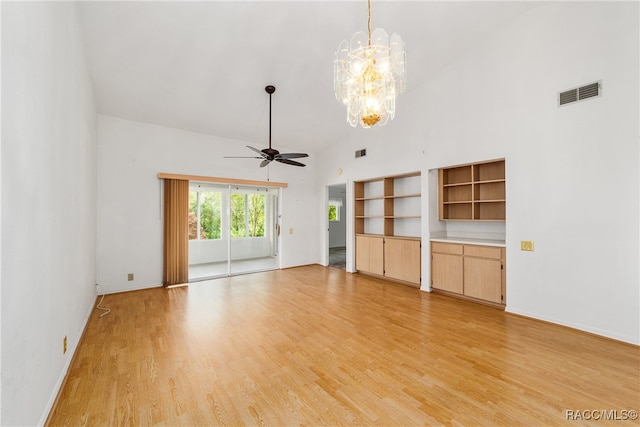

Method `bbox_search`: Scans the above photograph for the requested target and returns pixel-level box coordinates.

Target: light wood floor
[47,265,639,426]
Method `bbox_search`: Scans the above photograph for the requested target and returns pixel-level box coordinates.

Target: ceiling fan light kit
[334,0,406,128]
[224,85,309,167]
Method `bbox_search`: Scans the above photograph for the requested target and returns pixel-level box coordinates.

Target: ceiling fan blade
[223,156,263,159]
[276,158,306,167]
[247,145,267,157]
[260,159,272,168]
[275,153,309,160]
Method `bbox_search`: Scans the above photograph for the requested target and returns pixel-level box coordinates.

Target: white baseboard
[101,282,163,295]
[505,306,640,346]
[38,298,94,426]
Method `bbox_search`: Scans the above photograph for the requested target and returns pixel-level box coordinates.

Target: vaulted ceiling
[77,1,543,153]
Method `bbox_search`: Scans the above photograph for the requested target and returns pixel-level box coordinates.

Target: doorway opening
[327,183,347,270]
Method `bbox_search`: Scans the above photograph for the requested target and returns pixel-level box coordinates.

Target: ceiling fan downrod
[266,85,275,151]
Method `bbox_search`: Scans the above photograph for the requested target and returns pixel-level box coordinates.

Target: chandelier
[334,0,406,128]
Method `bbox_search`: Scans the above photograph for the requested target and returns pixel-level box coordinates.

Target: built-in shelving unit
[355,171,421,236]
[438,159,505,221]
[354,172,422,287]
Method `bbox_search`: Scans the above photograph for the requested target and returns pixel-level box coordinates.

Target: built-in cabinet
[354,172,421,287]
[356,235,421,286]
[431,241,505,307]
[430,242,463,294]
[355,235,384,276]
[439,159,505,221]
[384,238,421,284]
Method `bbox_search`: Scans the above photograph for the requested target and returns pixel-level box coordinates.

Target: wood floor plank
[47,265,639,426]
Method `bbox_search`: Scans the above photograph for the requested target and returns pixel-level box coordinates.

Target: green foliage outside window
[231,193,265,237]
[189,191,266,239]
[247,194,265,237]
[189,191,222,239]
[328,205,338,221]
[230,194,246,237]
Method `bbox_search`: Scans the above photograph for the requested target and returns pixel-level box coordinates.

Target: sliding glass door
[229,186,278,275]
[188,182,279,281]
[188,183,229,280]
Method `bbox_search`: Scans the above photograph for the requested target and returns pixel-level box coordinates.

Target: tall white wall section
[1,2,98,424]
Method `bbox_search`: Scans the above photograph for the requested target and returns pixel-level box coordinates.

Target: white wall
[1,2,98,425]
[0,3,4,422]
[97,115,318,293]
[317,2,639,344]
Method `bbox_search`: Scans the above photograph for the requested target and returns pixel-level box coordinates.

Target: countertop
[429,237,506,247]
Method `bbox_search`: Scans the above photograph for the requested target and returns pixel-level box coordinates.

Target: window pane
[328,205,337,221]
[247,194,265,237]
[188,192,201,240]
[200,192,221,239]
[230,194,246,237]
[328,203,340,221]
[189,191,221,240]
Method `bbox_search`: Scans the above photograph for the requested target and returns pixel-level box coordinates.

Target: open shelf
[439,159,505,221]
[355,196,385,201]
[385,193,421,199]
[441,165,472,185]
[354,172,421,237]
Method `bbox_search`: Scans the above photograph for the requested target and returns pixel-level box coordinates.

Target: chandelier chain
[367,0,372,45]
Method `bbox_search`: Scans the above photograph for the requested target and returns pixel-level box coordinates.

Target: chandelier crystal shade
[334,0,406,128]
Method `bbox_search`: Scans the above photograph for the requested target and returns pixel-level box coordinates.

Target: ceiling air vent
[558,81,601,107]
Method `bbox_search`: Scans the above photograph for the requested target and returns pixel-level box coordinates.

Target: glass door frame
[188,181,281,281]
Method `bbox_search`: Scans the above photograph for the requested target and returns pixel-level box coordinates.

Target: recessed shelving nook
[431,159,506,307]
[439,159,505,221]
[354,171,422,236]
[354,172,422,287]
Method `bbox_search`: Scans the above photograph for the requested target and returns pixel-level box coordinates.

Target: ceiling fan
[224,85,309,167]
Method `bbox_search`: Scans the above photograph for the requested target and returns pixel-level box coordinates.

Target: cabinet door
[384,238,403,280]
[463,257,502,303]
[356,235,384,276]
[431,253,463,293]
[385,239,421,285]
[368,237,384,276]
[355,235,370,272]
[401,240,421,285]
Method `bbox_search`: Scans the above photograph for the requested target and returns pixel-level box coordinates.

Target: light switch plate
[521,241,534,251]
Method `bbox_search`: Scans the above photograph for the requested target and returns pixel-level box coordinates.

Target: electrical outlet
[127,273,134,281]
[63,336,67,354]
[521,240,534,251]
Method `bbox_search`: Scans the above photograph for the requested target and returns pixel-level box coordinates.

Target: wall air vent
[355,148,367,158]
[558,81,601,106]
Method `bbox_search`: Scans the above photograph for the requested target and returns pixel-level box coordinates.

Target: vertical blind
[163,179,189,286]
